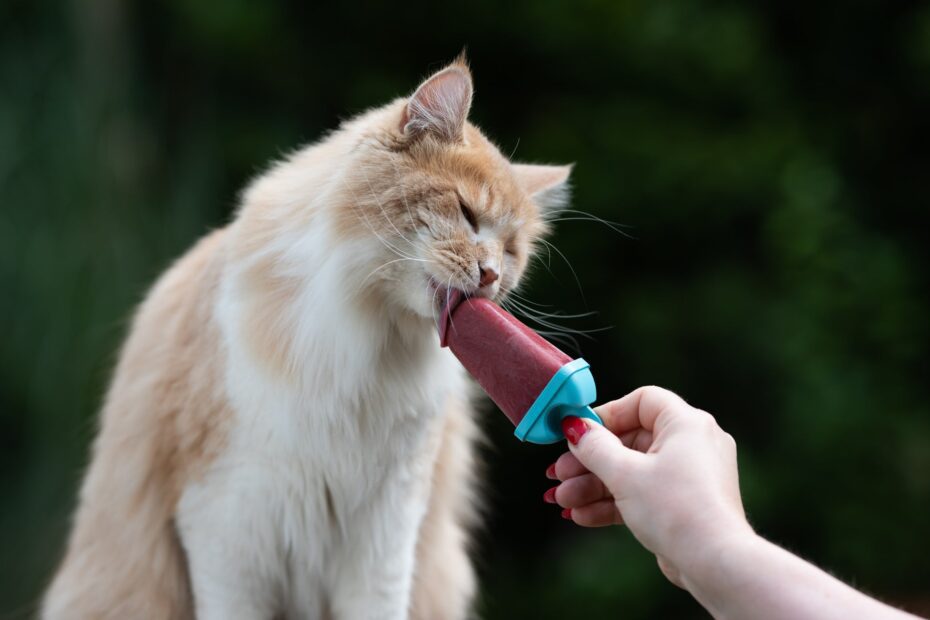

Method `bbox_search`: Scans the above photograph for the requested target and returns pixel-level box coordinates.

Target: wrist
[676,526,763,600]
[672,518,759,589]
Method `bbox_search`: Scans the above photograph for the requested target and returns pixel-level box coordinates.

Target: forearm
[679,533,919,620]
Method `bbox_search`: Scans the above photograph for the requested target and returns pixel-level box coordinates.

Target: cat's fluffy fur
[44,58,571,620]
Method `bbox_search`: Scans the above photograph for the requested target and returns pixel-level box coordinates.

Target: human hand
[545,386,754,585]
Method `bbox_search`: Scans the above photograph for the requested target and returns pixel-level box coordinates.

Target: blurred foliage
[2,0,930,617]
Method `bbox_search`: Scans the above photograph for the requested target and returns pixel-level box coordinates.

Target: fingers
[552,473,610,508]
[544,467,622,527]
[562,417,643,490]
[565,500,623,527]
[595,386,688,434]
[619,428,654,453]
[548,451,588,481]
[547,428,655,483]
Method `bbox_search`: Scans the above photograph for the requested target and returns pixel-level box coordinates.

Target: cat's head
[338,58,571,321]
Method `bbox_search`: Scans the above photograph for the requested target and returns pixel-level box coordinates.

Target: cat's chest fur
[176,277,465,616]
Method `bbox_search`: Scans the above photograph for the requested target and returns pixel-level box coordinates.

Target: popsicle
[438,290,602,444]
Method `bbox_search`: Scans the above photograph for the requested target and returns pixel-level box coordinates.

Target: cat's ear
[401,61,473,142]
[512,163,573,214]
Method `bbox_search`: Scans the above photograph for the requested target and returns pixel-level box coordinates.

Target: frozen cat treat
[440,293,602,444]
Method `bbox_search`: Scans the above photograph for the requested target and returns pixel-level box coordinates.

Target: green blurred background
[3,0,930,617]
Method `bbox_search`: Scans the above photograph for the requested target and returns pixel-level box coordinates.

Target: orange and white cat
[44,58,571,620]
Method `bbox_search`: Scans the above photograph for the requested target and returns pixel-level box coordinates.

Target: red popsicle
[438,290,602,444]
[441,297,570,425]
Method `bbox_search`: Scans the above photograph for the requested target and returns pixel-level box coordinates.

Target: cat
[43,57,572,620]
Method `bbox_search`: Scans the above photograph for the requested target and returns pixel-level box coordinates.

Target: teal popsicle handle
[513,358,603,444]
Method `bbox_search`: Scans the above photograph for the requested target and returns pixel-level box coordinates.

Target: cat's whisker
[532,329,581,352]
[505,296,588,326]
[340,185,409,258]
[349,201,419,261]
[387,157,421,237]
[443,275,454,329]
[506,292,596,319]
[560,208,631,225]
[339,175,419,260]
[533,237,553,270]
[358,257,431,290]
[545,208,636,240]
[429,283,442,328]
[501,296,609,340]
[500,296,578,343]
[357,167,419,250]
[497,302,583,352]
[502,291,554,310]
[442,273,460,337]
[507,136,521,160]
[537,238,586,304]
[526,242,561,290]
[356,208,419,260]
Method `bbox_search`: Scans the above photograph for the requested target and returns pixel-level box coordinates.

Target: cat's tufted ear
[512,163,573,214]
[401,61,473,142]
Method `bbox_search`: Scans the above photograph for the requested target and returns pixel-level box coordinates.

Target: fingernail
[543,487,558,504]
[545,462,558,480]
[561,416,588,445]
[561,508,572,520]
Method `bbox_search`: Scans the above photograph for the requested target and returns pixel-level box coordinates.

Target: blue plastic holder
[513,358,603,444]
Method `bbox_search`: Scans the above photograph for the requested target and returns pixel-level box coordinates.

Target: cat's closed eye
[459,200,478,233]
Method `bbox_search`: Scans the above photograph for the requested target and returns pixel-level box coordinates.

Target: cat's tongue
[437,288,464,347]
[438,295,603,444]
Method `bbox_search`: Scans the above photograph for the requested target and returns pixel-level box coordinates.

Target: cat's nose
[478,264,499,288]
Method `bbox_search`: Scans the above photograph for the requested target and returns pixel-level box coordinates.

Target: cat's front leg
[410,403,478,620]
[176,472,284,620]
[328,511,423,619]
[328,449,437,619]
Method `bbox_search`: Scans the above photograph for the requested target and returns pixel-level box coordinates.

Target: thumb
[561,416,641,490]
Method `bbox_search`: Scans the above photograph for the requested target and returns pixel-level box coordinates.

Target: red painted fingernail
[561,508,573,520]
[561,416,588,445]
[543,487,558,504]
[545,462,558,480]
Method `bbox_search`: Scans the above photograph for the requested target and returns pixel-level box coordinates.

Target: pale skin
[548,386,924,620]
